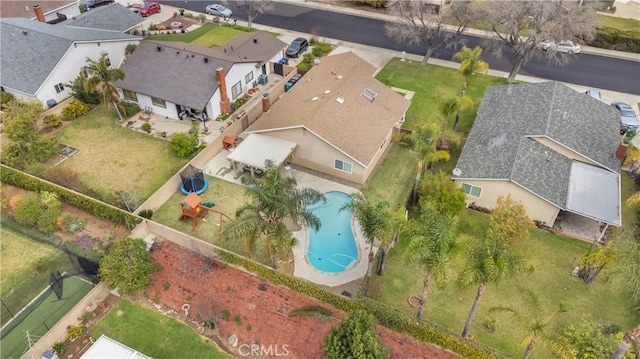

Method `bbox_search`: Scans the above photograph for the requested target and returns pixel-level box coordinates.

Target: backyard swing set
[179,192,231,232]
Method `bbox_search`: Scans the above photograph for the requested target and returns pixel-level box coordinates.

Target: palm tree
[452,46,489,130]
[84,52,125,121]
[221,168,325,269]
[407,203,460,319]
[407,124,451,206]
[377,205,411,276]
[340,193,390,278]
[490,287,572,359]
[438,96,470,147]
[458,232,534,338]
[611,324,640,359]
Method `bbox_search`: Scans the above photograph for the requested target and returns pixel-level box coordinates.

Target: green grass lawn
[599,15,640,35]
[375,58,509,133]
[361,143,418,211]
[91,300,230,359]
[55,107,187,202]
[369,209,638,358]
[191,26,250,47]
[146,23,216,42]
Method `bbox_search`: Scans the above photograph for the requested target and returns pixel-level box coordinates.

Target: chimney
[216,67,231,114]
[262,93,271,113]
[33,4,46,23]
[615,143,628,160]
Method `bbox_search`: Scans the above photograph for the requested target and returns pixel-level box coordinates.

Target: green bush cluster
[0,212,63,247]
[1,165,141,228]
[118,101,141,117]
[141,122,152,133]
[12,191,63,234]
[590,26,640,53]
[61,100,91,120]
[171,133,199,158]
[0,91,15,109]
[43,114,63,129]
[354,0,388,8]
[216,249,497,359]
[311,42,332,57]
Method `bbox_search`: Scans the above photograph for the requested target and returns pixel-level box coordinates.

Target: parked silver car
[540,40,581,54]
[611,101,639,134]
[206,3,232,18]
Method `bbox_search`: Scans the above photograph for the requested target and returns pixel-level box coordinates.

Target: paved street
[159,0,640,95]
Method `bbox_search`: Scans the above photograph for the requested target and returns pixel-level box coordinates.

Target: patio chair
[143,106,153,116]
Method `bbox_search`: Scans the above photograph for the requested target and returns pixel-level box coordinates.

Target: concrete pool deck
[204,151,374,288]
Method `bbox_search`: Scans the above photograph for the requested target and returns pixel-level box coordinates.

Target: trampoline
[179,164,209,195]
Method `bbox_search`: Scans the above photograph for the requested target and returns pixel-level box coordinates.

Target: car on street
[286,37,309,58]
[611,101,639,133]
[138,2,161,17]
[540,40,581,54]
[206,4,232,18]
[80,0,113,9]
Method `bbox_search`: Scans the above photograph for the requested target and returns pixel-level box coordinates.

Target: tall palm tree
[84,52,125,121]
[490,287,572,359]
[452,46,489,130]
[340,193,390,278]
[438,96,470,146]
[407,203,460,319]
[222,168,325,269]
[407,124,451,206]
[458,232,534,338]
[611,324,640,359]
[377,205,411,276]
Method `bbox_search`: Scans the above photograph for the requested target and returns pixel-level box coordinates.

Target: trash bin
[278,58,289,65]
[284,82,293,92]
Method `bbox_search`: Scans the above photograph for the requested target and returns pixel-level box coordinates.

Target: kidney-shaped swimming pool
[306,191,359,273]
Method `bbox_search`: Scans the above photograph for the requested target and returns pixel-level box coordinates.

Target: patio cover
[80,335,150,359]
[227,133,297,170]
[565,161,621,226]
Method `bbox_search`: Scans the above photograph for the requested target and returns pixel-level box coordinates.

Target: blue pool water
[306,191,359,273]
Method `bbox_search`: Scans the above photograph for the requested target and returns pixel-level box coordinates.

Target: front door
[261,64,267,75]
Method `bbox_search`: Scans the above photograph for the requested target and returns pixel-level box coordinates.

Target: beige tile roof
[249,52,410,166]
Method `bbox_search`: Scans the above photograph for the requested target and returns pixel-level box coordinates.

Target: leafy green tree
[222,168,325,269]
[458,233,534,338]
[452,46,488,130]
[84,52,125,120]
[563,319,632,359]
[99,238,159,295]
[66,71,101,105]
[323,310,388,359]
[407,203,460,318]
[489,194,534,247]
[171,132,199,158]
[418,170,466,216]
[439,95,473,139]
[13,192,45,227]
[341,193,390,278]
[0,91,15,109]
[578,240,616,285]
[490,287,572,359]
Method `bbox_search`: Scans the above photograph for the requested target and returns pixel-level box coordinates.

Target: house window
[462,183,482,198]
[123,90,137,101]
[334,159,352,173]
[151,97,166,108]
[54,83,65,94]
[245,71,254,84]
[231,81,242,99]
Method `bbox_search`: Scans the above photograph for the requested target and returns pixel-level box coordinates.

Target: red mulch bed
[146,241,461,358]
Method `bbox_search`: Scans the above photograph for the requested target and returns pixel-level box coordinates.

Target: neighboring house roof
[455,81,622,226]
[0,17,140,95]
[80,335,150,359]
[210,31,287,64]
[0,1,76,18]
[62,3,143,32]
[248,52,410,166]
[116,40,233,110]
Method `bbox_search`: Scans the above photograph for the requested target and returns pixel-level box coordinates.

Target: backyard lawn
[91,300,230,359]
[369,209,638,358]
[375,58,510,133]
[147,23,279,47]
[191,26,250,47]
[146,23,216,42]
[55,107,188,203]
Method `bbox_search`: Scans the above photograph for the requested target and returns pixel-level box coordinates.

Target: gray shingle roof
[210,31,287,64]
[116,41,233,110]
[455,81,621,210]
[0,17,139,95]
[62,3,143,32]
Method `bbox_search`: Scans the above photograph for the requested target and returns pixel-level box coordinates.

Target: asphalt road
[163,1,640,95]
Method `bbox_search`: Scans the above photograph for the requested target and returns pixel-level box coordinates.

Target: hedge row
[0,212,63,247]
[1,165,141,228]
[216,250,499,359]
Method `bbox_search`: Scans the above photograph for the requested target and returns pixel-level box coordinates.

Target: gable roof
[0,17,140,95]
[0,1,76,18]
[209,31,286,64]
[248,52,410,166]
[80,335,150,359]
[62,3,142,32]
[116,40,233,110]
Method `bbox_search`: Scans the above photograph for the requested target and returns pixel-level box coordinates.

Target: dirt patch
[146,241,461,358]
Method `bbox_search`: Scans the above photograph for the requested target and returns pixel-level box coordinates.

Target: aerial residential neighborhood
[1,1,639,359]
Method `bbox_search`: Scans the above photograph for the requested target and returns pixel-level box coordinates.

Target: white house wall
[225,62,258,102]
[37,39,138,104]
[124,92,179,119]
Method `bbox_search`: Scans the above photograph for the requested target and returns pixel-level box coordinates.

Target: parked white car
[206,3,232,18]
[540,40,581,54]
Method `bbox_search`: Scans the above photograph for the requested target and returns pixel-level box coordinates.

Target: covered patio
[226,133,297,178]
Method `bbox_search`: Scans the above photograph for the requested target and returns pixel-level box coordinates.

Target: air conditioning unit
[258,74,268,85]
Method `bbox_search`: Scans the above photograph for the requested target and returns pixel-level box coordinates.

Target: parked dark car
[139,2,161,17]
[611,101,639,134]
[286,37,309,58]
[80,0,113,9]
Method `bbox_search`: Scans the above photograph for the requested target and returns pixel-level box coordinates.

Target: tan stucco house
[453,81,622,227]
[246,52,410,185]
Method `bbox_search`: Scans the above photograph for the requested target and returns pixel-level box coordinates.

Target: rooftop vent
[336,96,344,104]
[311,97,319,102]
[365,87,378,97]
[22,30,28,35]
[176,51,180,54]
[253,38,258,44]
[204,57,208,63]
[452,168,462,177]
[156,46,161,52]
[361,92,375,103]
[324,90,331,95]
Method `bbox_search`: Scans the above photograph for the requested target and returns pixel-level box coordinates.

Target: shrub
[99,238,160,295]
[33,257,48,272]
[171,132,199,158]
[221,309,230,320]
[138,209,153,219]
[125,44,137,54]
[65,216,86,233]
[140,122,152,133]
[74,232,97,250]
[13,192,45,227]
[1,91,15,109]
[234,314,242,325]
[183,12,194,18]
[43,114,63,129]
[46,167,85,191]
[148,23,157,31]
[0,188,9,210]
[323,310,388,359]
[65,240,102,268]
[195,14,206,23]
[118,101,140,118]
[61,100,90,120]
[163,281,171,290]
[67,325,84,340]
[66,73,101,105]
[418,171,466,216]
[80,310,95,323]
[588,26,640,53]
[354,0,388,8]
[52,341,67,354]
[38,207,62,234]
